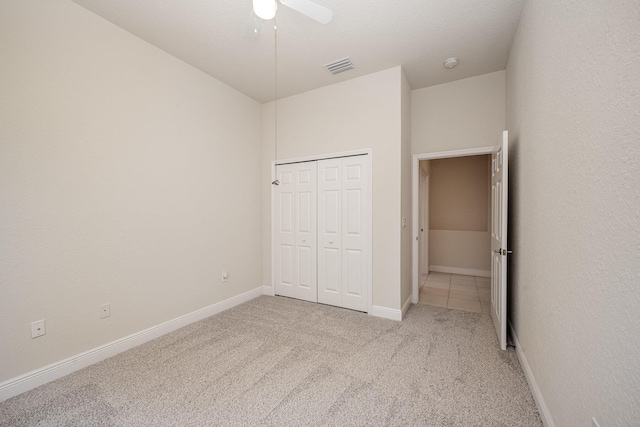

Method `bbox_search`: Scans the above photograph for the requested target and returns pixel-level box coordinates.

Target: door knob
[329,240,333,244]
[495,248,513,256]
[302,239,306,243]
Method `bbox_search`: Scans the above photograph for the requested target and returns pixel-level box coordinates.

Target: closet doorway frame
[269,148,373,313]
[411,146,494,304]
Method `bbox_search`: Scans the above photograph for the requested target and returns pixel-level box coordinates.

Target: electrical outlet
[221,272,228,283]
[31,319,46,338]
[100,303,110,319]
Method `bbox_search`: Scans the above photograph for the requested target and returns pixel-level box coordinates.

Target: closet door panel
[345,249,363,296]
[275,167,296,298]
[341,156,368,312]
[294,162,317,302]
[317,159,342,307]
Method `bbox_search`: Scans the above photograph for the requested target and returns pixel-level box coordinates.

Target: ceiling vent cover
[325,57,354,75]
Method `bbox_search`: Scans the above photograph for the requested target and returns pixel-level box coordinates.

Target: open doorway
[411,146,494,306]
[422,156,492,276]
[412,133,509,350]
[417,155,491,313]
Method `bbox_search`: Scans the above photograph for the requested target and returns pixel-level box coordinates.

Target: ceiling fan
[248,0,333,36]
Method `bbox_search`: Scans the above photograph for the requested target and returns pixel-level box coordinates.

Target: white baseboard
[369,305,402,321]
[430,265,490,278]
[262,285,275,296]
[401,295,412,320]
[509,322,554,427]
[0,286,264,403]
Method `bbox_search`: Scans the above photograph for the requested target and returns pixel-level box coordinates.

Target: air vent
[325,57,354,75]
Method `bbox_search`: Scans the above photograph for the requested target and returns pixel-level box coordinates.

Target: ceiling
[71,0,526,103]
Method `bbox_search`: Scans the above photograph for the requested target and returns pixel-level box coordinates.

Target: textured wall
[506,0,640,425]
[0,0,262,382]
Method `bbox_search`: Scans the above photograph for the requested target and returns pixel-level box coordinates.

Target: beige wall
[428,230,490,273]
[429,156,489,231]
[400,72,413,308]
[412,71,505,154]
[506,0,640,426]
[0,0,262,382]
[428,155,490,273]
[262,67,405,310]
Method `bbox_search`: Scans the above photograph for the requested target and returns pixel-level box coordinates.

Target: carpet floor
[0,296,542,426]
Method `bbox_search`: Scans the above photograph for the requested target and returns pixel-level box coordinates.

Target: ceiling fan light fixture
[253,0,277,20]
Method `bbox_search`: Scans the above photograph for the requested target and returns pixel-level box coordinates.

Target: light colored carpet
[0,296,542,426]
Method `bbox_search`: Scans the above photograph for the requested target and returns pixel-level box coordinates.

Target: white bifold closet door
[317,156,369,312]
[274,162,318,303]
[274,155,369,312]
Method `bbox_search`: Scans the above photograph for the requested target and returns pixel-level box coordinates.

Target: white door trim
[271,149,373,313]
[411,146,494,304]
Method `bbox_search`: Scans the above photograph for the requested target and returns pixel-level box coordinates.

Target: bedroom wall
[412,70,505,154]
[0,0,262,383]
[262,67,404,312]
[506,0,640,425]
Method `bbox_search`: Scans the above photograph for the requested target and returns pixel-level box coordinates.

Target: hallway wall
[429,155,490,275]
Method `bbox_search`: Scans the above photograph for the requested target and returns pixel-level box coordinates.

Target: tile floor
[419,272,491,314]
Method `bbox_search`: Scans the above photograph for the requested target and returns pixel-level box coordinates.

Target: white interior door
[275,162,317,302]
[491,130,509,350]
[294,162,318,302]
[275,166,295,299]
[419,164,429,279]
[340,156,369,311]
[318,155,369,312]
[317,158,342,307]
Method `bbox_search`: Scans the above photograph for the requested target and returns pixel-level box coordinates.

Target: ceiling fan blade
[279,0,333,24]
[245,11,264,38]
